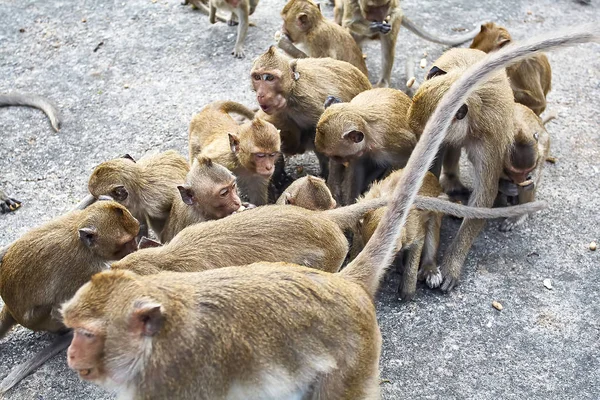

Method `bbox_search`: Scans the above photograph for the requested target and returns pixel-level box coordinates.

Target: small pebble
[124,84,130,89]
[492,301,503,311]
[543,279,553,290]
[406,77,416,88]
[419,58,427,69]
[82,18,87,23]
[590,241,597,251]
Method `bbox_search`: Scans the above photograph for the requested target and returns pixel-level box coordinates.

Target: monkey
[0,190,21,214]
[276,0,368,76]
[251,46,371,177]
[275,175,337,210]
[189,101,281,206]
[160,157,242,243]
[85,151,189,239]
[0,200,139,394]
[0,92,62,132]
[470,22,552,116]
[315,88,418,205]
[337,0,483,87]
[183,0,259,25]
[395,25,599,292]
[496,103,551,232]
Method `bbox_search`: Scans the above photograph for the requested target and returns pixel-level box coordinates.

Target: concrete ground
[0,0,599,398]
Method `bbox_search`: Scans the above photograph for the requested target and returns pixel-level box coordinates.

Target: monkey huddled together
[1,2,598,398]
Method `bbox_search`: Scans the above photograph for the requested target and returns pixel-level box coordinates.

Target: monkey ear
[267,46,277,55]
[323,96,343,109]
[121,154,136,163]
[112,186,128,201]
[342,130,364,143]
[426,66,446,80]
[497,38,511,48]
[455,104,468,120]
[480,23,488,32]
[129,301,164,337]
[228,133,240,154]
[283,192,295,205]
[79,227,98,248]
[297,13,309,29]
[177,185,195,205]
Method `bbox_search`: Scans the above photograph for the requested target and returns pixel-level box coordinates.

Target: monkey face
[470,22,512,53]
[67,327,107,383]
[316,113,367,162]
[251,70,288,114]
[210,179,242,219]
[360,0,390,22]
[252,151,280,177]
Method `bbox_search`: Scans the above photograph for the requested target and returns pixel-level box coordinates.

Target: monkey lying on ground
[0,190,21,214]
[277,0,368,76]
[275,175,337,210]
[336,0,482,87]
[315,88,418,205]
[470,22,552,116]
[189,101,280,206]
[0,92,62,132]
[0,200,139,394]
[160,157,242,243]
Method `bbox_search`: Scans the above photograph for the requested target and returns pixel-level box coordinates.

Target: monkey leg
[439,144,470,201]
[316,151,330,180]
[399,240,423,301]
[375,20,400,88]
[277,34,309,59]
[418,213,442,288]
[0,190,22,214]
[0,306,16,339]
[333,0,343,25]
[231,8,249,58]
[271,156,293,196]
[209,2,217,24]
[227,12,239,26]
[327,160,346,205]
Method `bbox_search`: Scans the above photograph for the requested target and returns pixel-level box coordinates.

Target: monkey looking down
[275,175,337,210]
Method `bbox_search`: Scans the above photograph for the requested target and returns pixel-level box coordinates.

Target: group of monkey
[0,0,598,397]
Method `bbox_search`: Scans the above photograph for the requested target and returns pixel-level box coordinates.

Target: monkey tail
[0,92,62,132]
[401,17,485,46]
[340,24,599,298]
[0,331,73,394]
[322,197,388,231]
[413,196,548,219]
[213,101,256,121]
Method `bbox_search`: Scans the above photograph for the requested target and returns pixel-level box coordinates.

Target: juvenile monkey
[251,47,371,175]
[470,22,552,116]
[275,175,337,210]
[277,0,368,76]
[338,0,482,87]
[315,88,418,204]
[189,101,281,206]
[497,104,550,232]
[0,189,21,214]
[0,200,139,393]
[0,92,62,131]
[160,157,242,243]
[86,151,189,238]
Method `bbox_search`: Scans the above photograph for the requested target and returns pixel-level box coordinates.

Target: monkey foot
[0,196,22,214]
[440,274,459,292]
[499,214,528,232]
[232,47,245,58]
[398,289,415,302]
[422,269,442,289]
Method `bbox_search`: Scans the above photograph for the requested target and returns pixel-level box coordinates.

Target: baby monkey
[275,175,337,210]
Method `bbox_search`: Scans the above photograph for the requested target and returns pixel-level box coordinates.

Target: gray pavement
[0,0,599,398]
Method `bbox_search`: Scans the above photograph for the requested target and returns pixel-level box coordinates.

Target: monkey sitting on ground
[470,22,552,116]
[496,104,551,232]
[275,175,337,210]
[189,101,281,206]
[160,157,243,243]
[251,46,372,177]
[0,200,139,394]
[0,190,21,214]
[315,88,418,205]
[84,151,189,239]
[276,0,368,76]
[0,92,62,132]
[336,0,482,87]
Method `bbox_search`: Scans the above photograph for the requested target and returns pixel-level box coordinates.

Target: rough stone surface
[0,0,599,398]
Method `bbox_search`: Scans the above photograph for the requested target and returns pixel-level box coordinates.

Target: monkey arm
[277,34,308,59]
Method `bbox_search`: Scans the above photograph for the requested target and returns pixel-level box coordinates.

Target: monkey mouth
[77,368,95,380]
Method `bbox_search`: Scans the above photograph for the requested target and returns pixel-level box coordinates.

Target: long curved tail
[322,197,388,231]
[414,196,547,219]
[212,100,256,120]
[340,24,599,297]
[0,92,62,132]
[401,17,485,46]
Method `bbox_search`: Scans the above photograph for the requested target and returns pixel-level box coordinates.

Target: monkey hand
[0,195,22,214]
[232,45,245,58]
[369,21,392,35]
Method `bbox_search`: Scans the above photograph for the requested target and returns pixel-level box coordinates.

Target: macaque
[160,157,242,243]
[398,26,598,291]
[189,101,281,206]
[315,88,418,204]
[0,190,21,214]
[337,0,482,87]
[0,92,61,131]
[251,46,371,175]
[275,175,337,210]
[277,0,368,76]
[497,104,550,231]
[183,0,259,57]
[470,22,552,116]
[86,151,189,238]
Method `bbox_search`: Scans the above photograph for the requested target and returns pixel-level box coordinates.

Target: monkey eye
[220,188,229,197]
[78,328,95,339]
[263,74,274,81]
[252,74,261,81]
[269,152,278,158]
[255,153,266,158]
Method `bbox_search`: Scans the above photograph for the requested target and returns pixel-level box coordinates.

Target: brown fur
[275,175,337,210]
[88,151,189,239]
[278,0,368,75]
[470,22,552,115]
[189,100,281,206]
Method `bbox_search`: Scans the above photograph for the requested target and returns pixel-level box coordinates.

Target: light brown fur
[470,22,552,115]
[275,175,337,210]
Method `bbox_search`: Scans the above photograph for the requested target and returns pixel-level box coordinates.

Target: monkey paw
[397,286,416,302]
[499,214,528,232]
[232,46,245,58]
[419,266,442,289]
[369,21,392,35]
[0,196,22,214]
[439,263,460,292]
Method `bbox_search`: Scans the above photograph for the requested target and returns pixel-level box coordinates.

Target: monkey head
[78,201,140,261]
[251,47,295,114]
[315,100,369,164]
[178,157,242,219]
[61,270,163,388]
[88,155,140,216]
[280,0,321,43]
[276,175,337,210]
[230,117,281,178]
[359,0,393,23]
[470,22,512,53]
